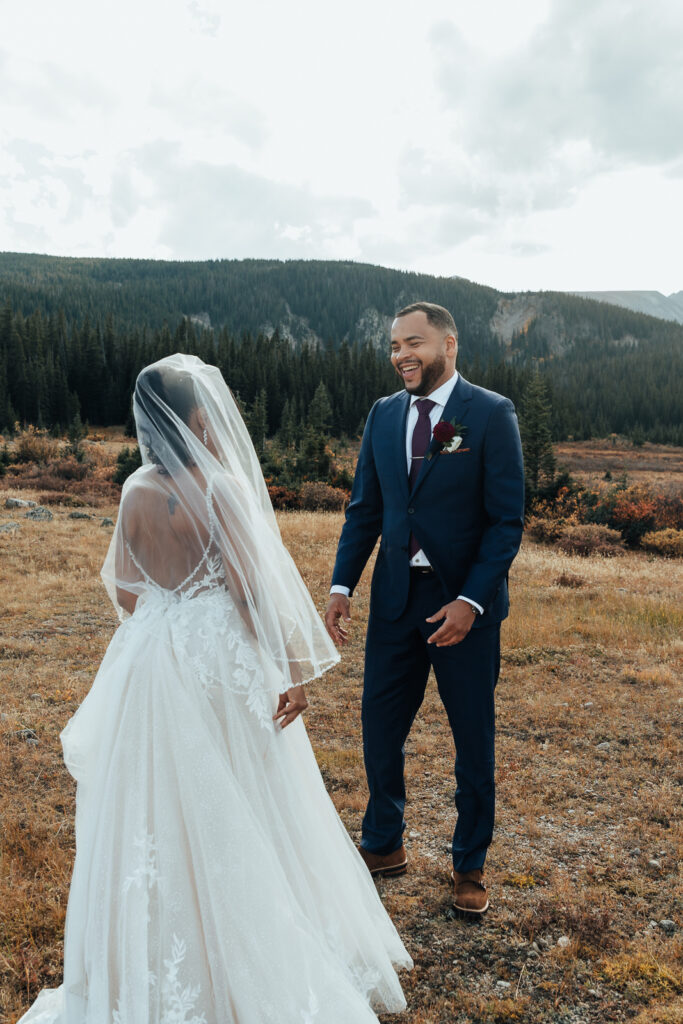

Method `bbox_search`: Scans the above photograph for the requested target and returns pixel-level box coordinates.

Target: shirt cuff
[457,594,484,616]
[330,585,351,598]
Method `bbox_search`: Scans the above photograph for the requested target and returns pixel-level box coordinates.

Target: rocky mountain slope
[571,290,683,324]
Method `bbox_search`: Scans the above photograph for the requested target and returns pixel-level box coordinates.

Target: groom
[325,302,524,915]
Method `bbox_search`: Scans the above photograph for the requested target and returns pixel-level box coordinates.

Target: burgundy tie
[409,398,435,556]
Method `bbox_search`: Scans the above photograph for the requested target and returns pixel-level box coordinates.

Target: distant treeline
[0,250,682,444]
[0,303,393,438]
[1,300,682,445]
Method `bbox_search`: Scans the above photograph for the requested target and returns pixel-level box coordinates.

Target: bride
[18,354,411,1024]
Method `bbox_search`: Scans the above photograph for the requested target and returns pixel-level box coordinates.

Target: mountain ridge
[571,289,683,324]
[1,253,681,444]
[1,252,682,358]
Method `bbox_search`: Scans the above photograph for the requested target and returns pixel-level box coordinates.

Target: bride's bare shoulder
[121,462,160,486]
[120,466,168,517]
[209,469,244,493]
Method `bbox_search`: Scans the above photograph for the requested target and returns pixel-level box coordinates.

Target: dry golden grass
[2,488,682,1023]
[555,441,683,494]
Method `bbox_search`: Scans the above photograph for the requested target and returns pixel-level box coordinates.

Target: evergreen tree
[307,381,333,435]
[113,445,143,485]
[66,412,86,461]
[249,388,268,457]
[297,427,331,479]
[278,398,297,448]
[520,372,556,507]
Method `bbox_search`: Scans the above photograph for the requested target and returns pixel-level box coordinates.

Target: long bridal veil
[103,352,339,683]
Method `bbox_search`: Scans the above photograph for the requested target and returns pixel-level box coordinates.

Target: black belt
[410,565,435,575]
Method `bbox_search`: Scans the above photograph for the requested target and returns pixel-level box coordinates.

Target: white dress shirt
[331,371,484,615]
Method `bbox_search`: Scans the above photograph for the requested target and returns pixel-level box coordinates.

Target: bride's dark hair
[134,366,198,474]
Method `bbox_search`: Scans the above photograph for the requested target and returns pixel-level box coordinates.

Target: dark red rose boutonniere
[428,420,468,458]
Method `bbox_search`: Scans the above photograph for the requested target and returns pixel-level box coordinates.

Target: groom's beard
[404,354,447,396]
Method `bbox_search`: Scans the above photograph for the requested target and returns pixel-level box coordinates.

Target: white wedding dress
[18,355,411,1024]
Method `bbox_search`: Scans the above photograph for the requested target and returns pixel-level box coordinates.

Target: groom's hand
[426,599,476,647]
[324,594,351,646]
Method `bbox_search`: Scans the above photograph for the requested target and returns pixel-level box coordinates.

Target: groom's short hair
[395,301,457,340]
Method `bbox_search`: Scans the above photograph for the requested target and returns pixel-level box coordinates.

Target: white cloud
[128,144,374,259]
[186,0,221,37]
[149,79,267,151]
[0,135,375,261]
[0,0,681,291]
[429,0,683,182]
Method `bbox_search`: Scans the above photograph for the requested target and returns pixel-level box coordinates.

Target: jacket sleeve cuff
[457,594,484,616]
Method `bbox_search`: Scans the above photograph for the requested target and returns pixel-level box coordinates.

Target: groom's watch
[467,603,480,617]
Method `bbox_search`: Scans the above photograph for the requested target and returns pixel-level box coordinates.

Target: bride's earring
[203,428,208,446]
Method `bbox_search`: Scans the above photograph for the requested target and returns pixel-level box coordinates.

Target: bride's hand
[273,685,308,729]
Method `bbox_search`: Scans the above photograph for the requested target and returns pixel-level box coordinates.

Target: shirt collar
[409,370,459,410]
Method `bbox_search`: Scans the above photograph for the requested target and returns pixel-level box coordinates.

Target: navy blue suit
[332,375,525,871]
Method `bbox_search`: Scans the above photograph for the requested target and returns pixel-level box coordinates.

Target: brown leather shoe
[451,868,490,916]
[358,844,408,878]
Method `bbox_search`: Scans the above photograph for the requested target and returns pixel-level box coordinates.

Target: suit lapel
[392,390,411,500]
[409,374,474,497]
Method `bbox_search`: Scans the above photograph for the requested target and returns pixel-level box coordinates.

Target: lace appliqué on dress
[125,481,277,729]
[169,574,275,729]
[122,832,160,895]
[159,935,207,1024]
[112,935,207,1024]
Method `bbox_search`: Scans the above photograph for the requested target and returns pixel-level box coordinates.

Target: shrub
[609,491,659,546]
[533,478,683,549]
[554,572,586,588]
[584,483,683,546]
[530,482,583,528]
[10,457,89,490]
[556,524,624,557]
[640,529,683,558]
[267,485,301,510]
[16,470,70,493]
[50,457,90,481]
[113,446,142,486]
[14,426,59,464]
[525,516,566,543]
[3,462,118,506]
[329,465,354,491]
[300,481,349,512]
[37,492,87,507]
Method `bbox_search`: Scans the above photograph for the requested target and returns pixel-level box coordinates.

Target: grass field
[554,441,683,495]
[1,444,682,1023]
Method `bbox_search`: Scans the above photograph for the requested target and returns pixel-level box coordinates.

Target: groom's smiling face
[390,311,457,397]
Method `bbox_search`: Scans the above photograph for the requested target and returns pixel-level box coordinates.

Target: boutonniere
[428,420,468,458]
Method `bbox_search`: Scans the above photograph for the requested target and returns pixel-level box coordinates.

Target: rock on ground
[5,497,37,508]
[24,507,53,521]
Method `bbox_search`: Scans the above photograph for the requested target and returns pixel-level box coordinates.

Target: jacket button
[407,507,415,514]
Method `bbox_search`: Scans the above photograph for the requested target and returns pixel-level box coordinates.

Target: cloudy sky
[2,0,682,292]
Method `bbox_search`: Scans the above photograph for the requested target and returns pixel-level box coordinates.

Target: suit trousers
[361,571,500,873]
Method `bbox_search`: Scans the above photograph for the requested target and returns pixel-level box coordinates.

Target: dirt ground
[1,450,682,1022]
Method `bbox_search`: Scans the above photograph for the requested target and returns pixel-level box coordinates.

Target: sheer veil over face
[102,353,339,690]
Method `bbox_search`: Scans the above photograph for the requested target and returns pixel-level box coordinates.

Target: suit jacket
[331,375,525,625]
